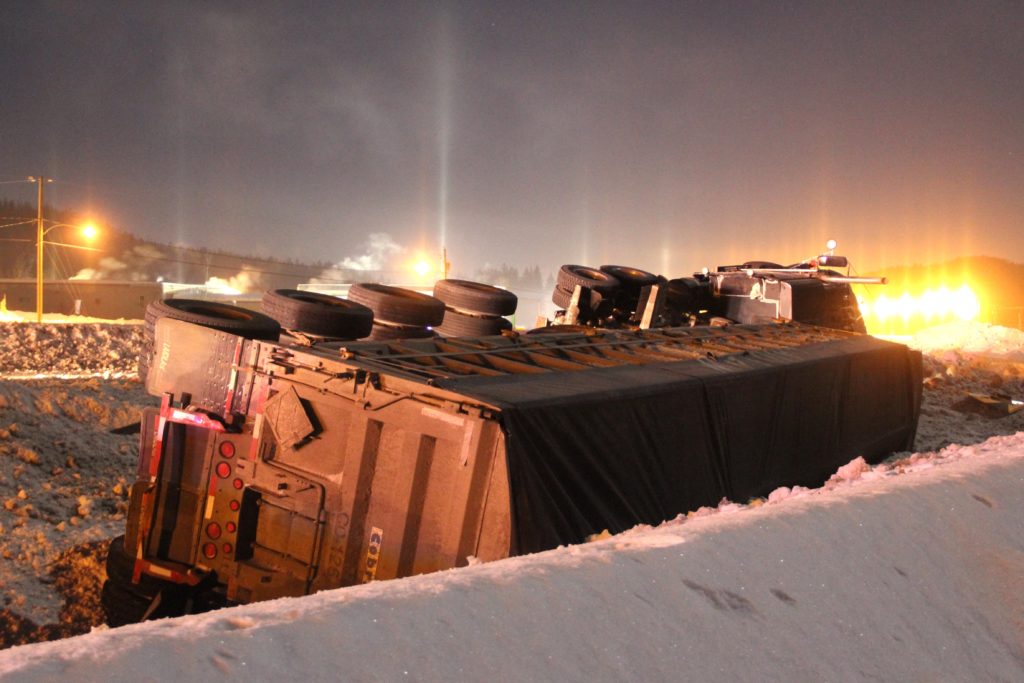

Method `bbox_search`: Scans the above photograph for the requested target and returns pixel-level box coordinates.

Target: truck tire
[552,285,606,310]
[261,289,373,339]
[105,536,166,595]
[433,280,518,317]
[435,310,510,337]
[102,535,165,626]
[102,577,157,627]
[556,265,620,295]
[598,265,659,292]
[139,299,281,385]
[348,284,445,327]
[368,323,437,341]
[146,299,282,339]
[551,285,575,309]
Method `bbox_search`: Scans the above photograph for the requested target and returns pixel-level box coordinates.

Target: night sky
[1,1,1021,278]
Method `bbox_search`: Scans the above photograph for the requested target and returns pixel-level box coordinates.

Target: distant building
[0,279,162,320]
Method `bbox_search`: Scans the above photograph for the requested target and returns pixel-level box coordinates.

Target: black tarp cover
[436,335,922,555]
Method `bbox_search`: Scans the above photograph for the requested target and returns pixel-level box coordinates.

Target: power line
[138,252,366,283]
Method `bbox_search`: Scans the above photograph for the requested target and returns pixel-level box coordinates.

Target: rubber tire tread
[435,310,508,337]
[261,289,373,339]
[551,285,575,309]
[599,265,659,291]
[146,299,281,338]
[556,265,620,294]
[348,284,445,327]
[432,280,518,316]
[551,285,610,311]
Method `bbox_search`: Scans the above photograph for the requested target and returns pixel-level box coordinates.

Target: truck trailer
[103,307,921,624]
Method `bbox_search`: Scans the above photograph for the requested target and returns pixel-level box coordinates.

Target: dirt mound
[0,378,155,634]
[0,541,108,649]
[909,349,1024,453]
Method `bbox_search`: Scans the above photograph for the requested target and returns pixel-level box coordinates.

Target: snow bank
[2,433,1022,682]
[0,323,143,378]
[908,320,1024,360]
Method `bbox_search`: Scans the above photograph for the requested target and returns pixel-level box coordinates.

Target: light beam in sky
[436,13,453,256]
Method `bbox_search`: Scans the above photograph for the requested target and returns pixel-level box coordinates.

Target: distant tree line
[470,264,550,292]
[0,197,360,287]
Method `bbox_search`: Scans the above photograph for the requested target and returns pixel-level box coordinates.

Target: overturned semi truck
[104,316,921,624]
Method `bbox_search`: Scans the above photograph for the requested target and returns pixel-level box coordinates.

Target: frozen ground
[0,322,143,378]
[0,320,1020,679]
[904,322,1024,452]
[0,321,156,645]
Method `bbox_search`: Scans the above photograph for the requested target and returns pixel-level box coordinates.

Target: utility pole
[33,176,47,323]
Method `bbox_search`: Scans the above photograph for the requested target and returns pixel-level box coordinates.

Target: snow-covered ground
[0,320,1020,680]
[2,434,1022,682]
[909,320,1024,360]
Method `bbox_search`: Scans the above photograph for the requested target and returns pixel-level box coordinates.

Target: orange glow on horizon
[858,284,982,335]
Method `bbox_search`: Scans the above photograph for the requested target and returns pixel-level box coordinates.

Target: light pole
[23,176,99,322]
[28,175,53,323]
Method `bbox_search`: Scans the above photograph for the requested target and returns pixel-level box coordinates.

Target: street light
[25,176,101,322]
[42,220,101,246]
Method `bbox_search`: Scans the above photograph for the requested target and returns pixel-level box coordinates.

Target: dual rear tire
[432,280,517,338]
